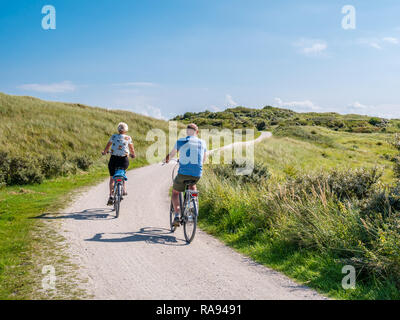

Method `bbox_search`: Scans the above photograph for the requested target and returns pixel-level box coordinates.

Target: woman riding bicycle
[102,122,136,205]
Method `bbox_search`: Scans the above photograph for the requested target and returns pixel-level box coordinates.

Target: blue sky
[1,0,400,119]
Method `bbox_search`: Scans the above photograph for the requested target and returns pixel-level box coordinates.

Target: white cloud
[383,37,399,45]
[348,101,368,110]
[294,39,327,56]
[130,105,167,120]
[113,82,157,87]
[346,102,400,118]
[146,105,167,120]
[226,94,238,107]
[209,105,222,112]
[303,43,327,55]
[18,81,76,93]
[113,93,167,120]
[369,42,382,49]
[357,38,382,50]
[358,37,399,49]
[357,37,400,49]
[275,97,321,112]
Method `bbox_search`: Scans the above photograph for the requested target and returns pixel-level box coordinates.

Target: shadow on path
[85,227,188,246]
[34,208,116,221]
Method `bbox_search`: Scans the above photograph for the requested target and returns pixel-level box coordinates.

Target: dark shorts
[173,173,200,192]
[108,155,129,176]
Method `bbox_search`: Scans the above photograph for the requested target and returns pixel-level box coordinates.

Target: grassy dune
[199,126,400,300]
[267,126,396,183]
[2,92,399,299]
[0,92,173,299]
[0,92,170,160]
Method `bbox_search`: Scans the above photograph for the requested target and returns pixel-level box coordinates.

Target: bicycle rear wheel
[183,198,198,243]
[114,183,122,218]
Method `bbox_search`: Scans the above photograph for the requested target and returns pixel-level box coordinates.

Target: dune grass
[0,92,170,159]
[0,92,172,299]
[262,126,396,183]
[198,126,400,300]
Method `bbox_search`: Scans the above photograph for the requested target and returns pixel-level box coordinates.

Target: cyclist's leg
[122,156,129,195]
[171,189,181,214]
[171,174,186,225]
[109,177,114,196]
[188,175,200,191]
[122,180,127,195]
[107,157,116,205]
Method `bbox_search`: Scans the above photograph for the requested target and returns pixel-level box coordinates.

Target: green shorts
[173,174,200,192]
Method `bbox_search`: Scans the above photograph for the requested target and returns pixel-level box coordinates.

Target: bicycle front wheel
[169,202,177,232]
[183,198,198,243]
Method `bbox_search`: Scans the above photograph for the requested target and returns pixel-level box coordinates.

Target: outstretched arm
[164,148,177,163]
[203,151,207,164]
[129,143,136,158]
[102,141,112,155]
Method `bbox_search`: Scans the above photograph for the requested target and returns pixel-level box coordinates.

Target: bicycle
[168,159,199,243]
[112,168,127,218]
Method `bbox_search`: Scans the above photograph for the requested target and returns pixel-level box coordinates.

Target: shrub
[364,184,400,217]
[289,167,382,200]
[40,154,65,178]
[0,151,11,186]
[390,134,400,152]
[61,161,78,176]
[8,156,43,185]
[393,157,400,179]
[256,121,267,131]
[201,165,400,286]
[369,117,381,126]
[73,155,93,171]
[211,160,270,185]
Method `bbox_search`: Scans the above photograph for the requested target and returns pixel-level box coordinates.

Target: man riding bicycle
[102,122,136,205]
[164,123,207,227]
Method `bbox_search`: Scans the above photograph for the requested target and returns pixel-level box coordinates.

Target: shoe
[123,191,128,196]
[172,213,180,227]
[107,196,114,206]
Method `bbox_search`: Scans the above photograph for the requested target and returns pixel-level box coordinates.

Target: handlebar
[102,151,135,159]
[161,158,179,166]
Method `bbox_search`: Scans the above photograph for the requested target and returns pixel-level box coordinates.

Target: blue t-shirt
[175,136,207,177]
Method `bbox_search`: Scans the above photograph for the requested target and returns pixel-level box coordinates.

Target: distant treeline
[173,106,398,133]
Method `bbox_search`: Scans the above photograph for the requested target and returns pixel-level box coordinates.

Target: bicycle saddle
[184,180,197,185]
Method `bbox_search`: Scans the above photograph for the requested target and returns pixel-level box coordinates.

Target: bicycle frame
[182,189,198,217]
[165,158,199,242]
[113,168,127,217]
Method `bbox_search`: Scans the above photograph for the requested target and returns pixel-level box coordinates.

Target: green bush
[211,160,270,184]
[8,156,43,185]
[364,184,400,217]
[40,154,65,178]
[200,165,400,288]
[73,155,93,171]
[369,117,381,126]
[61,161,78,176]
[0,151,10,186]
[289,167,382,200]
